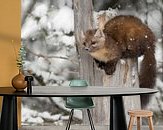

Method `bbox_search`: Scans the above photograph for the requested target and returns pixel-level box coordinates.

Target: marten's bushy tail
[139,46,156,108]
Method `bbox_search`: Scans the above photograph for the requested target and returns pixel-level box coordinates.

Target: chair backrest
[65,79,94,109]
[69,79,88,87]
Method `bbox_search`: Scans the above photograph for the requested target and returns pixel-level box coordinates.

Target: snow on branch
[25,47,78,64]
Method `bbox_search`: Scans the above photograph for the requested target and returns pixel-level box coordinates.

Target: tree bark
[73,0,105,124]
[73,0,140,125]
[103,59,140,123]
[161,4,163,82]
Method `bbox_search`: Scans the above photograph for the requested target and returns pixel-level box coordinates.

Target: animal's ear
[81,31,85,41]
[94,29,105,38]
[80,31,86,48]
[99,30,105,37]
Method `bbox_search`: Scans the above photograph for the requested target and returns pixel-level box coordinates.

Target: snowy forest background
[21,0,163,126]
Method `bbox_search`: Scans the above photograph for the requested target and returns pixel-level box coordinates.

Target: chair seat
[128,110,153,117]
[65,97,94,109]
[65,80,95,130]
[128,110,154,130]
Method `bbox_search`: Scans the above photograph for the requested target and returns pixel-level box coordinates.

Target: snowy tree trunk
[161,7,163,81]
[103,59,141,123]
[73,0,108,124]
[73,0,140,125]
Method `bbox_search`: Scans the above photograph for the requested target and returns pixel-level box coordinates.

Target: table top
[0,86,158,97]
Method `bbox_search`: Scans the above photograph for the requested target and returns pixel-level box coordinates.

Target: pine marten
[82,15,156,107]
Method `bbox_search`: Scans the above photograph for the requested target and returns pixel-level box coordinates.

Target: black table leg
[0,96,18,130]
[110,96,127,130]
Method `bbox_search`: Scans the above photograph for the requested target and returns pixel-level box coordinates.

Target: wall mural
[21,0,163,125]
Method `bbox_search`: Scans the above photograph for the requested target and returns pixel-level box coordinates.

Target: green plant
[16,46,26,70]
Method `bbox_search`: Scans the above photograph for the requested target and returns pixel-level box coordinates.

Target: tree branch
[25,47,78,64]
[21,0,37,27]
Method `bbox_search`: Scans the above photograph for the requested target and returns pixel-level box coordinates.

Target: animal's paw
[94,59,118,75]
[104,64,116,75]
[94,59,105,69]
[104,60,118,75]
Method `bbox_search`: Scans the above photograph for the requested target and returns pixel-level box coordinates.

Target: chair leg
[148,116,154,130]
[66,109,74,130]
[128,116,134,130]
[137,117,141,130]
[87,109,95,130]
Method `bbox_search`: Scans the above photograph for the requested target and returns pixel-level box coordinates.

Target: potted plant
[11,45,27,91]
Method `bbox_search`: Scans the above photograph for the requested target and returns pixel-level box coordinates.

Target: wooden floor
[20,125,163,130]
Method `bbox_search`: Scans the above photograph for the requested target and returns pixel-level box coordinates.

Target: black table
[0,86,158,130]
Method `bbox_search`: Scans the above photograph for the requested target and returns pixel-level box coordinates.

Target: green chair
[65,79,95,130]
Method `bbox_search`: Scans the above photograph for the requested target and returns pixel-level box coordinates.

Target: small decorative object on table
[25,76,34,94]
[11,44,27,91]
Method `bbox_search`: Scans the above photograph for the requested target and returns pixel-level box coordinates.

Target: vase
[12,70,27,91]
